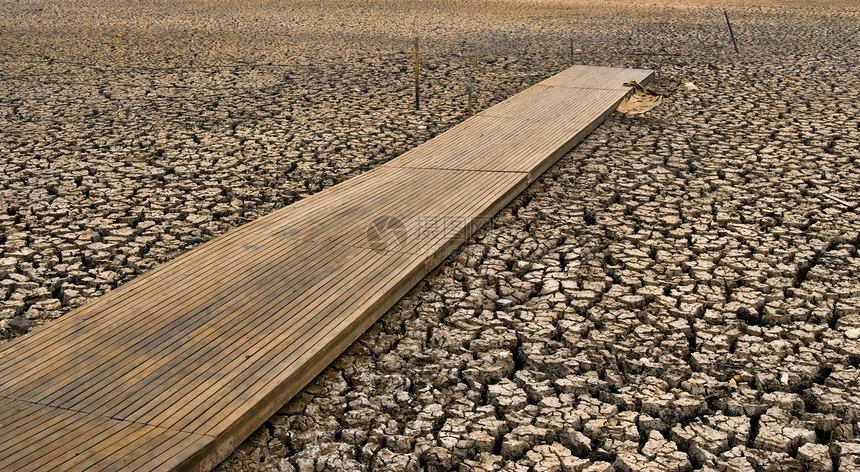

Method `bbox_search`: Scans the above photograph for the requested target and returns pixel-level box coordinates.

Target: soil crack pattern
[1,0,859,471]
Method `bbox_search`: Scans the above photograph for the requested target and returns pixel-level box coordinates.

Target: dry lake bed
[1,0,859,470]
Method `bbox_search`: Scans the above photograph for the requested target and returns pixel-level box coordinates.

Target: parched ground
[2,0,859,471]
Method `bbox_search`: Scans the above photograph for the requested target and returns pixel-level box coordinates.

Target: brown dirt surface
[2,0,859,471]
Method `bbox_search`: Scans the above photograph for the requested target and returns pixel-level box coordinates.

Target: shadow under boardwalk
[0,65,653,471]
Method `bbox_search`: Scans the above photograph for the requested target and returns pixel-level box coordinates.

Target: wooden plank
[38,420,137,471]
[0,399,211,472]
[4,413,114,470]
[0,65,654,471]
[536,65,653,89]
[8,170,523,421]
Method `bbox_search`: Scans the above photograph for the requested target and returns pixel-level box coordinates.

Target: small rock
[6,316,32,333]
[797,443,832,471]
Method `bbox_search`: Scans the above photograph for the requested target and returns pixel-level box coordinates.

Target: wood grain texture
[0,65,653,471]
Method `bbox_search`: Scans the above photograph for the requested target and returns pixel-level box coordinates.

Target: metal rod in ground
[724,10,739,54]
[413,37,420,110]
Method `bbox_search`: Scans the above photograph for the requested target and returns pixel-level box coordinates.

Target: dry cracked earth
[1,0,859,471]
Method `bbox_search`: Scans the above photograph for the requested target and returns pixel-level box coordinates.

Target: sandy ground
[2,0,860,470]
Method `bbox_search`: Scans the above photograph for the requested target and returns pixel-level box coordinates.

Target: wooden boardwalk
[0,65,653,471]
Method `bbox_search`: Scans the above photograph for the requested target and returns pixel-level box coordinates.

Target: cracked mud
[1,0,859,471]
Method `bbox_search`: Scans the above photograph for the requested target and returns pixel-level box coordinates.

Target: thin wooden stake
[467,80,474,117]
[467,56,477,116]
[724,10,739,54]
[570,37,574,65]
[413,37,420,110]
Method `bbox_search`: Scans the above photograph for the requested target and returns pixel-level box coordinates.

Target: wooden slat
[0,399,211,472]
[535,65,652,89]
[0,65,654,471]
